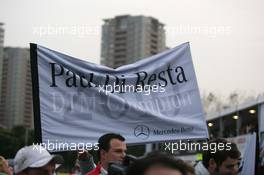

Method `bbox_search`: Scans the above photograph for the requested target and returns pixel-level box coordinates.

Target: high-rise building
[0,23,4,117]
[0,23,4,128]
[0,47,33,129]
[0,23,4,58]
[100,15,166,68]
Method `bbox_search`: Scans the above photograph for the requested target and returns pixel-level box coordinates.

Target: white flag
[30,42,208,151]
[239,133,256,175]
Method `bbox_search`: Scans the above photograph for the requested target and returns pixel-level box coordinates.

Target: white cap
[14,145,63,173]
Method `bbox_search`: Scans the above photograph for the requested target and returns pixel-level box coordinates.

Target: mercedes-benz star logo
[134,125,150,140]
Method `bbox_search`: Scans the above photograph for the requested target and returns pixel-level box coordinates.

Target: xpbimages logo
[32,141,99,153]
[163,140,232,154]
[97,83,165,95]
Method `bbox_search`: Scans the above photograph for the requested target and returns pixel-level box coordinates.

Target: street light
[249,109,256,114]
[233,115,239,120]
[208,122,213,127]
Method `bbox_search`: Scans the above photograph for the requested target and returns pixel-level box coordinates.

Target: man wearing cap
[14,145,63,175]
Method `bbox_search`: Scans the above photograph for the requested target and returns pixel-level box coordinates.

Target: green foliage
[0,126,34,159]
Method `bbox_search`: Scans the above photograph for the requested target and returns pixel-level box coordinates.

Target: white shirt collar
[100,167,108,175]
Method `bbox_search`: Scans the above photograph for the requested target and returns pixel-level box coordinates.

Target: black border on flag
[30,43,42,143]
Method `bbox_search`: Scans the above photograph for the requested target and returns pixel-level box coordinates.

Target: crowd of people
[0,133,243,175]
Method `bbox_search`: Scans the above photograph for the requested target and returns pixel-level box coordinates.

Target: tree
[0,126,34,158]
[202,91,259,115]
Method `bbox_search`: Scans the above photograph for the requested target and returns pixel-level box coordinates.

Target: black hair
[127,151,186,175]
[202,138,241,168]
[97,133,125,160]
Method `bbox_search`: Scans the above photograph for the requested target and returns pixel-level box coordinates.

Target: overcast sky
[1,0,264,97]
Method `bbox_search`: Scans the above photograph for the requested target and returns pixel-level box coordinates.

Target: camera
[108,155,138,175]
